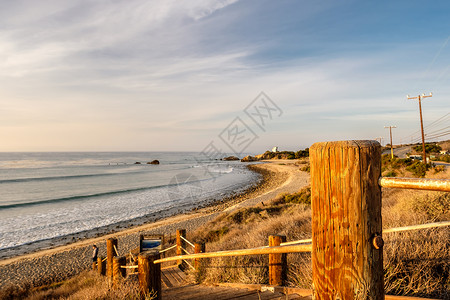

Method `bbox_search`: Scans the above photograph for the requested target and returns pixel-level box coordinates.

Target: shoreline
[0,160,309,289]
[0,163,264,261]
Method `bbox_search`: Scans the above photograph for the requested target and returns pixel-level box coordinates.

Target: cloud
[0,0,449,151]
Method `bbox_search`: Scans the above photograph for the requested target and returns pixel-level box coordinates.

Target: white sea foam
[0,152,258,250]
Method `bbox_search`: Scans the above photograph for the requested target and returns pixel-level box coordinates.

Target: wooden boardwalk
[161,266,311,300]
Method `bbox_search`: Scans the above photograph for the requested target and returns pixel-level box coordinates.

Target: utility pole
[407,93,432,164]
[384,126,396,159]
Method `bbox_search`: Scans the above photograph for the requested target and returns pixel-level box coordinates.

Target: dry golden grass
[0,271,157,300]
[189,187,312,287]
[188,168,449,298]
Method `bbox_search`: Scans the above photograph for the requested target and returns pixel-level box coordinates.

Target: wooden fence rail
[379,177,450,192]
[153,244,312,264]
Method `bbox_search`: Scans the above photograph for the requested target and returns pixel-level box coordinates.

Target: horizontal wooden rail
[159,244,176,253]
[383,221,450,234]
[280,238,312,246]
[153,244,312,264]
[278,221,450,246]
[379,177,450,192]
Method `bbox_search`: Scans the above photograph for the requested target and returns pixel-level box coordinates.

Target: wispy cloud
[0,0,449,151]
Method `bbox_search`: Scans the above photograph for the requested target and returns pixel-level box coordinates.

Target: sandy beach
[0,161,309,290]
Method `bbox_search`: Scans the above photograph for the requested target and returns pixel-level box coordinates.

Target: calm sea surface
[0,152,259,251]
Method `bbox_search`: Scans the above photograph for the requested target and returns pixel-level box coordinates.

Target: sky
[0,0,449,153]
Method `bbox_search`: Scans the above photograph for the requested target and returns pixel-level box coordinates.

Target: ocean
[0,152,259,254]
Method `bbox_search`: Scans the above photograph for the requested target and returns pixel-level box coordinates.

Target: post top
[310,140,380,151]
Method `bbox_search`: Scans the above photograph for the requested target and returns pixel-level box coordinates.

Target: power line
[401,112,449,143]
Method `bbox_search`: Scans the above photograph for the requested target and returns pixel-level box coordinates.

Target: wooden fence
[96,140,449,300]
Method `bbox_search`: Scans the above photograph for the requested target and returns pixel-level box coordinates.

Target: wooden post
[138,251,161,300]
[176,229,186,266]
[97,256,106,275]
[194,243,206,270]
[107,238,118,279]
[269,235,287,286]
[310,140,384,299]
[113,256,127,286]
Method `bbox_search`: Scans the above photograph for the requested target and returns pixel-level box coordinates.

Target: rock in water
[223,156,240,161]
[147,160,160,165]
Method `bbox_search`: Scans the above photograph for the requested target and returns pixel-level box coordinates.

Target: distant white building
[440,150,449,155]
[271,146,278,152]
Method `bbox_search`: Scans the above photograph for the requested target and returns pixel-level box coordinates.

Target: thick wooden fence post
[269,235,287,286]
[310,140,383,299]
[138,251,161,300]
[176,229,187,267]
[113,256,127,286]
[107,238,118,279]
[97,256,106,275]
[194,243,206,270]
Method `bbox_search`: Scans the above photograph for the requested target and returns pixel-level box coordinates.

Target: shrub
[300,164,310,173]
[383,170,397,177]
[406,162,429,178]
[413,143,442,154]
[278,187,311,205]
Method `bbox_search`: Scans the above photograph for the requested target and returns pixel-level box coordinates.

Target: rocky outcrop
[147,160,160,165]
[134,162,141,164]
[223,156,240,161]
[240,155,258,162]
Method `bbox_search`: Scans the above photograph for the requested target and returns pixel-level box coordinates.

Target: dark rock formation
[223,156,240,161]
[147,160,160,165]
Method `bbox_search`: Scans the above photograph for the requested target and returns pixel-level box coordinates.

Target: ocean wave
[0,172,132,184]
[0,175,212,210]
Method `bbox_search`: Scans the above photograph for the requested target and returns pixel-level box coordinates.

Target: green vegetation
[383,170,397,177]
[260,148,309,160]
[381,154,440,178]
[432,154,450,163]
[276,187,311,205]
[413,143,442,153]
[406,161,430,178]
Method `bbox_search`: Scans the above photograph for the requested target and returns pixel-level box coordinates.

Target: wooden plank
[310,140,383,300]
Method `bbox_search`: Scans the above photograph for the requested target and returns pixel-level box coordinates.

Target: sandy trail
[0,161,309,289]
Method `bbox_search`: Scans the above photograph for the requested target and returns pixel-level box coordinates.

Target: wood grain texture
[194,242,205,270]
[106,238,117,279]
[269,235,287,286]
[176,229,186,266]
[112,256,126,286]
[310,140,383,300]
[97,256,106,275]
[138,250,161,300]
